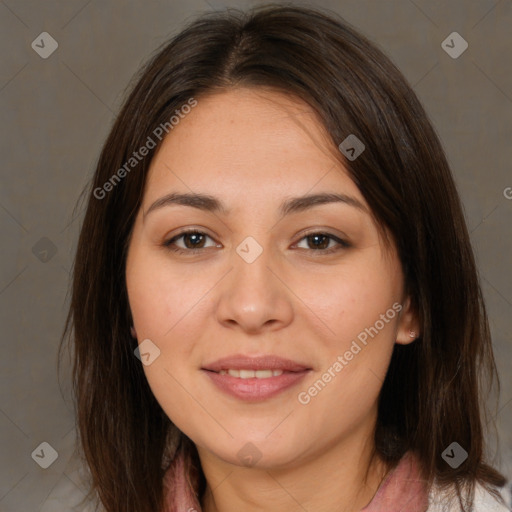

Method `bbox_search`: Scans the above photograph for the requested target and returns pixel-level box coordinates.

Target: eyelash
[163,229,351,256]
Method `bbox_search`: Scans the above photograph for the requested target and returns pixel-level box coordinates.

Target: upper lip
[202,354,311,372]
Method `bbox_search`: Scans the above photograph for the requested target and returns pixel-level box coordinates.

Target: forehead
[144,87,363,206]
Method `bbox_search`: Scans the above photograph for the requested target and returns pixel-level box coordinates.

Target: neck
[198,426,388,512]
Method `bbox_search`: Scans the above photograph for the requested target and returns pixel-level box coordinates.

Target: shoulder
[427,480,512,512]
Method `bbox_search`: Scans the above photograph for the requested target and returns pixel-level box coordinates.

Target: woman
[61,5,511,511]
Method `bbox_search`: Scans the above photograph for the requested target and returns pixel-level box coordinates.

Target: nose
[215,242,294,334]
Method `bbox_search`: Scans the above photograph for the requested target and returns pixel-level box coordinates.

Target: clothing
[162,449,511,511]
[360,451,428,511]
[427,480,512,512]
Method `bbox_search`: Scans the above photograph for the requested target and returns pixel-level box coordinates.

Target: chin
[201,436,305,470]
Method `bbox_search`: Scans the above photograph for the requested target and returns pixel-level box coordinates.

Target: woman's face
[125,88,417,469]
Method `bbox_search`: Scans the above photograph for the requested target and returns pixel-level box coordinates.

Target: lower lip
[202,369,310,401]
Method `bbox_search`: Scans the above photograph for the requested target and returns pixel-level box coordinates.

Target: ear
[130,325,138,339]
[395,296,420,345]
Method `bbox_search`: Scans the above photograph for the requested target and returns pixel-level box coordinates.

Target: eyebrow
[143,191,367,220]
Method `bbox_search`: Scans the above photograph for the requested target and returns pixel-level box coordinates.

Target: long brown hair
[60,4,506,511]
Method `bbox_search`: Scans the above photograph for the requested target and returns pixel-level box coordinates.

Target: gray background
[1,0,511,510]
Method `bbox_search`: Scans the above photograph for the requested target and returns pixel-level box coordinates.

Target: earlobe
[395,297,420,345]
[130,325,138,339]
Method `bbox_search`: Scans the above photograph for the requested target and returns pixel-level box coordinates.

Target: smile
[217,369,284,378]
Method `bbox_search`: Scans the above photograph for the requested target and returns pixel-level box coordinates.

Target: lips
[218,369,284,379]
[202,354,312,401]
[202,354,311,373]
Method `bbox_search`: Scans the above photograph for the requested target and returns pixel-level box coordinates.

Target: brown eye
[164,230,217,253]
[181,232,207,249]
[295,232,350,253]
[306,234,330,250]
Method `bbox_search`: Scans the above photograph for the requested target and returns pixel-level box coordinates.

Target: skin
[125,88,419,512]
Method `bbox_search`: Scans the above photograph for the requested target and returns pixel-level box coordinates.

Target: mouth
[215,369,286,378]
[202,354,312,401]
[202,354,311,373]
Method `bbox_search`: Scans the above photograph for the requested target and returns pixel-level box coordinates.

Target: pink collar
[162,449,428,512]
[360,451,428,511]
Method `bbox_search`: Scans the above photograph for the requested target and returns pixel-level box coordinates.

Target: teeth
[218,369,284,378]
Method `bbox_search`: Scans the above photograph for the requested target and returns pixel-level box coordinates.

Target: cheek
[296,251,401,406]
[126,249,210,340]
[298,253,401,347]
[126,257,212,435]
[126,249,215,376]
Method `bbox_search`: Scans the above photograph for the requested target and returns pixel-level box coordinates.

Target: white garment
[427,481,512,511]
